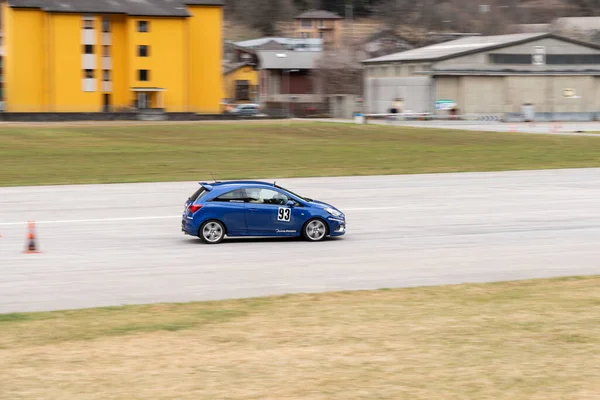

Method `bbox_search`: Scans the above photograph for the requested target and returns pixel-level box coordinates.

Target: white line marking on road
[0,207,403,227]
[345,207,402,211]
[0,216,179,226]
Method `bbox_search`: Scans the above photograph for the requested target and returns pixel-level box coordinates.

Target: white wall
[434,75,600,114]
[365,76,433,113]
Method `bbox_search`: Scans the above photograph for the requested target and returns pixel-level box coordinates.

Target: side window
[214,189,247,203]
[246,188,289,205]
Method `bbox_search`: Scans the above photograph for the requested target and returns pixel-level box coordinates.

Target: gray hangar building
[361,33,600,120]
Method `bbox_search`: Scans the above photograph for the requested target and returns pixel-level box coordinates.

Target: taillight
[189,204,203,213]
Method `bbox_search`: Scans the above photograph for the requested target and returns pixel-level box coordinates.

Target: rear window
[189,186,208,202]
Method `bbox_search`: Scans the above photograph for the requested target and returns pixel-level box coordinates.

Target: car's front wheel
[302,218,328,242]
[199,220,226,244]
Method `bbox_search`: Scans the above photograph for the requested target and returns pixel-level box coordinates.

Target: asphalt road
[2,168,600,313]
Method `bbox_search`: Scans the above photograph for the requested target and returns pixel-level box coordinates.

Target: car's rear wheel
[199,220,225,244]
[302,218,328,242]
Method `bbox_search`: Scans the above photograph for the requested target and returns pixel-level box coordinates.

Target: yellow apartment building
[2,0,224,113]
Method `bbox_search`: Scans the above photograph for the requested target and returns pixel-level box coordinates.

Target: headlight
[325,207,342,217]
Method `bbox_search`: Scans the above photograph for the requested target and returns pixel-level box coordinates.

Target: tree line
[224,0,600,37]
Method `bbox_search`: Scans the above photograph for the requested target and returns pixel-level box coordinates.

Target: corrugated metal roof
[427,69,600,76]
[235,37,322,51]
[362,33,549,63]
[184,1,224,5]
[295,9,342,19]
[257,50,322,70]
[7,0,223,16]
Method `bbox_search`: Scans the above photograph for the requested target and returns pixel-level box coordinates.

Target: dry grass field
[2,276,600,399]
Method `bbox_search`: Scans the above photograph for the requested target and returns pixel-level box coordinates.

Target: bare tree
[373,0,418,30]
[313,49,364,95]
[227,0,297,36]
[566,0,600,16]
[372,0,575,38]
[296,0,321,10]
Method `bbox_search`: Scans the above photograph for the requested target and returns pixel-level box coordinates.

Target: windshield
[275,184,312,202]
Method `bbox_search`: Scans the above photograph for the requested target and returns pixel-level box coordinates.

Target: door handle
[248,208,258,212]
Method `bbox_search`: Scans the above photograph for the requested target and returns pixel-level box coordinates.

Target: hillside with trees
[223,0,600,43]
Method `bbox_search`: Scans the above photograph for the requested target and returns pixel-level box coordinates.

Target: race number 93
[278,207,291,222]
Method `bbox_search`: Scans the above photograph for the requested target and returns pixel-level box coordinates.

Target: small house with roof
[294,9,343,50]
[256,49,325,115]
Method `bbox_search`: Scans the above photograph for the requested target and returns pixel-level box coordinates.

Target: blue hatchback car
[181,180,346,244]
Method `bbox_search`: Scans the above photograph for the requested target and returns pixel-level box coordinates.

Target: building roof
[426,69,600,76]
[235,37,322,51]
[184,0,224,5]
[6,0,223,16]
[223,61,255,75]
[361,32,600,64]
[295,9,343,20]
[256,50,322,70]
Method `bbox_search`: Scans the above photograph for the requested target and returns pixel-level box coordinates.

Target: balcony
[102,32,111,45]
[82,54,96,69]
[81,29,96,45]
[102,56,112,70]
[82,78,96,92]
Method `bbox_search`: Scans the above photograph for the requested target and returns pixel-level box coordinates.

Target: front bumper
[327,217,346,236]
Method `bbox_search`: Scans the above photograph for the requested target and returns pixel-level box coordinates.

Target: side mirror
[286,200,295,207]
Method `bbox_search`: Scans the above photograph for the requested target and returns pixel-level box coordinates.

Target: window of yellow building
[83,16,94,29]
[138,21,149,32]
[138,70,149,81]
[138,45,149,57]
[102,17,110,33]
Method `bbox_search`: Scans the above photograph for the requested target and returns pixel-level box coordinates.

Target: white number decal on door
[277,207,291,222]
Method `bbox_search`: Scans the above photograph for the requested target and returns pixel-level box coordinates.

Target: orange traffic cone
[23,221,40,254]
